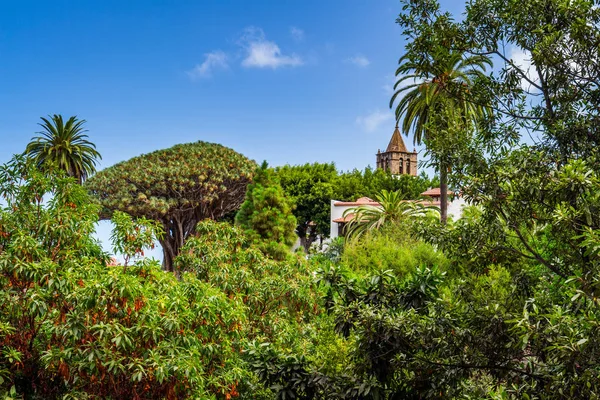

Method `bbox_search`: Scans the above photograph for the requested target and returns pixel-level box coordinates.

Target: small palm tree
[343,190,438,240]
[25,115,102,184]
[390,49,491,223]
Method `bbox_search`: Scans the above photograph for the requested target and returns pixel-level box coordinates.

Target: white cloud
[239,27,303,69]
[509,47,539,91]
[187,51,228,80]
[290,26,304,41]
[346,54,370,68]
[356,110,394,133]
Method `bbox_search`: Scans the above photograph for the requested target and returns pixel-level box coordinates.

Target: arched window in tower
[386,158,391,171]
[407,160,411,175]
[399,159,403,174]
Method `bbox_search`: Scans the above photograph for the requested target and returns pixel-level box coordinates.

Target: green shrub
[0,158,252,399]
[175,220,319,340]
[341,223,448,277]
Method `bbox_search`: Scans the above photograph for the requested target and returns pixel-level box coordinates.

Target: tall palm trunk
[440,162,448,224]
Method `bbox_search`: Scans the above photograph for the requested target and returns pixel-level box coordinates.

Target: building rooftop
[332,213,356,223]
[333,197,380,207]
[385,125,409,153]
[334,196,441,209]
[421,187,453,197]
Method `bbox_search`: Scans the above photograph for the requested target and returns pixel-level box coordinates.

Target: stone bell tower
[376,125,417,176]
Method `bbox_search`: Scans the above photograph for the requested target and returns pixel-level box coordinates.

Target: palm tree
[343,190,439,240]
[390,49,491,223]
[25,115,102,184]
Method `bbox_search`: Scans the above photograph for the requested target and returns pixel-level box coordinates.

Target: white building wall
[447,197,466,220]
[330,200,355,239]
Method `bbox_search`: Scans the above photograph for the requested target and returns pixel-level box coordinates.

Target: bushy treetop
[86,141,256,271]
[86,141,256,220]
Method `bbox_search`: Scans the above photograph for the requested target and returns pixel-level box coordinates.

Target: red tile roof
[421,187,453,197]
[334,197,380,207]
[332,213,356,223]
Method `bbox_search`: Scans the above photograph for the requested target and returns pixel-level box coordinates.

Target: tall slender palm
[25,115,102,184]
[390,49,491,223]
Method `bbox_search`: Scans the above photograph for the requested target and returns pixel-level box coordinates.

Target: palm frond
[24,114,101,183]
[343,190,439,241]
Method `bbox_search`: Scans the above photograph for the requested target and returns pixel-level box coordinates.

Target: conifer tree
[236,161,297,259]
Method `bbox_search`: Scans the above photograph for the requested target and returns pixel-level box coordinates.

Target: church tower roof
[386,125,408,153]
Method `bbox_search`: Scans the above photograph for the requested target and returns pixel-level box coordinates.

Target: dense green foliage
[342,224,448,276]
[85,141,256,271]
[24,115,102,184]
[275,163,436,251]
[235,162,297,260]
[176,221,319,343]
[0,159,247,399]
[275,163,338,252]
[0,158,323,399]
[4,0,600,397]
[246,220,454,399]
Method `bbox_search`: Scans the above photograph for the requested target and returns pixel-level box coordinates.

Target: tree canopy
[0,156,320,399]
[85,141,255,271]
[275,163,338,252]
[275,163,437,252]
[335,167,437,203]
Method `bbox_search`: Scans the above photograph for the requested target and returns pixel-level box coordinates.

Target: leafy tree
[110,211,164,266]
[85,141,255,271]
[0,157,249,399]
[0,157,106,398]
[275,163,338,252]
[24,114,102,184]
[276,163,438,252]
[235,161,297,260]
[175,221,319,339]
[0,156,322,399]
[462,0,600,159]
[335,167,438,203]
[390,47,490,223]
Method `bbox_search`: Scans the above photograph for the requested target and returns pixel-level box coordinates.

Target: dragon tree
[86,141,255,271]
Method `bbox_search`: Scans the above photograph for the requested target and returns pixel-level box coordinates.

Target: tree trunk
[159,236,177,272]
[440,163,448,225]
[159,217,190,273]
[297,223,318,253]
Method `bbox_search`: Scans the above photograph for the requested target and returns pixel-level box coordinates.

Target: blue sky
[0,0,470,259]
[0,0,467,172]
